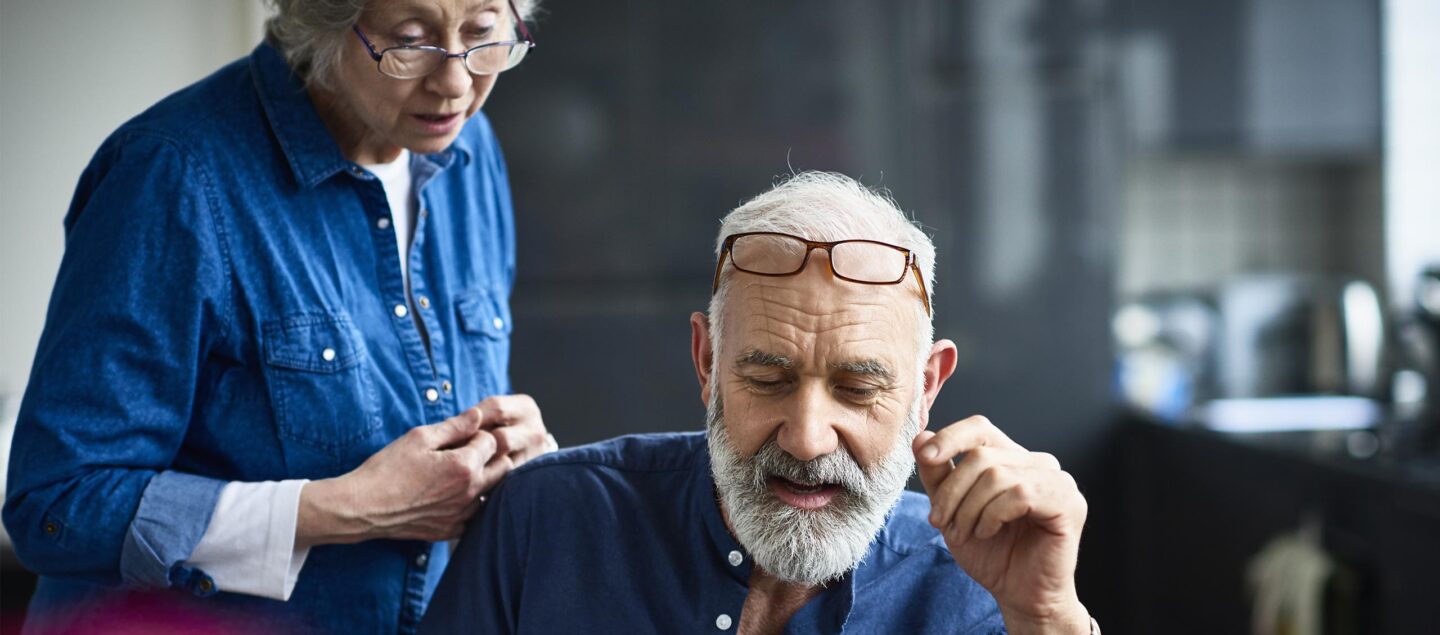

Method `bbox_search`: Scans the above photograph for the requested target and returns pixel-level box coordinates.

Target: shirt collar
[690,439,858,630]
[249,42,473,189]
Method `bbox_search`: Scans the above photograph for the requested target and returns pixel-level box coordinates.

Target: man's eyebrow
[830,359,895,382]
[736,350,795,369]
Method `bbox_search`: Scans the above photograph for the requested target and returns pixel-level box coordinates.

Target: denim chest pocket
[455,289,512,393]
[456,289,512,340]
[262,313,382,455]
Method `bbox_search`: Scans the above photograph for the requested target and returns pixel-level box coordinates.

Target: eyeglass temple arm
[509,0,536,44]
[911,263,931,316]
[711,246,731,294]
[352,25,383,61]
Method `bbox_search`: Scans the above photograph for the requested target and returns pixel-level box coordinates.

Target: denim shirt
[3,42,516,635]
[421,433,1007,634]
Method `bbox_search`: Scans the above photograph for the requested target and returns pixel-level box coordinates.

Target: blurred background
[2,0,1437,633]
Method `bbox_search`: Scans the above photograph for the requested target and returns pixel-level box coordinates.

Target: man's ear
[690,312,715,407]
[919,339,958,427]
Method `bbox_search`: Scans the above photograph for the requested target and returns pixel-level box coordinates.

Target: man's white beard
[706,389,922,586]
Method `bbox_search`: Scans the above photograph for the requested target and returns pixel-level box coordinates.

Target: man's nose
[775,381,840,461]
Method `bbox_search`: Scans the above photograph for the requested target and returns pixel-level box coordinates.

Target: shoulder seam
[111,129,237,343]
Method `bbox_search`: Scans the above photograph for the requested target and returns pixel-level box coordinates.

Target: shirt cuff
[119,471,226,591]
[184,479,311,600]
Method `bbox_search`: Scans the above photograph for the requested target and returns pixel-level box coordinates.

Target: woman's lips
[768,477,841,510]
[411,112,461,133]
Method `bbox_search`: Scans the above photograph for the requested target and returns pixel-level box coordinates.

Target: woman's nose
[425,56,474,99]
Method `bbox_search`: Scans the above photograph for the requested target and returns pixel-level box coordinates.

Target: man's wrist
[998,599,1092,635]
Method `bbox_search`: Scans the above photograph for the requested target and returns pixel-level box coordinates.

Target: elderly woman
[3,1,551,632]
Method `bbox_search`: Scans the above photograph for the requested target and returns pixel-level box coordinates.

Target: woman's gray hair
[707,171,938,377]
[263,0,540,89]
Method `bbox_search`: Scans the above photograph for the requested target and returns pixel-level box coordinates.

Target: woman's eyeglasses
[352,0,536,80]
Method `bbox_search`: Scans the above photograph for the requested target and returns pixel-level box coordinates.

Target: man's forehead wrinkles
[738,301,894,331]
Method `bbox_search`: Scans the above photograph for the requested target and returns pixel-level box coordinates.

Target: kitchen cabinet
[1111,419,1440,634]
[1119,0,1382,156]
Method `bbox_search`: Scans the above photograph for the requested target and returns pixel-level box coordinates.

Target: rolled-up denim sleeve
[120,472,226,590]
[1,130,233,589]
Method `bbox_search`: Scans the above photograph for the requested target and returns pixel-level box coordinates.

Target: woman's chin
[401,134,461,156]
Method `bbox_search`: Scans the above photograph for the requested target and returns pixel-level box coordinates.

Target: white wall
[0,0,267,399]
[1385,0,1440,308]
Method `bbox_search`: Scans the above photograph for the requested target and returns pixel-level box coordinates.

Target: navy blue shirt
[421,433,1007,634]
[4,42,516,634]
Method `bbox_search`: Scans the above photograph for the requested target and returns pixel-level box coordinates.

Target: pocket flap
[264,314,364,373]
[456,290,512,340]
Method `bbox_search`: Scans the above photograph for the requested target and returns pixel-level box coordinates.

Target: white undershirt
[364,149,417,296]
[183,151,417,601]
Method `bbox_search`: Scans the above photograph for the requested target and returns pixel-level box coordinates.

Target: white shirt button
[727,550,743,567]
[321,347,336,362]
[425,388,440,402]
[715,614,732,630]
[492,317,505,331]
[414,552,428,567]
[376,217,391,229]
[394,304,409,318]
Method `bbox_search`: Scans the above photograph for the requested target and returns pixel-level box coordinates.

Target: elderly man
[420,172,1097,634]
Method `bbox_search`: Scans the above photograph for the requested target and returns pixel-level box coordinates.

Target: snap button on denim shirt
[3,42,516,635]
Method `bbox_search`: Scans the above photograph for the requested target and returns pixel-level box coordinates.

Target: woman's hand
[477,394,555,468]
[296,399,544,547]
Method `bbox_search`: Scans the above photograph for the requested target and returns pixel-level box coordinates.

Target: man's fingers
[946,464,1016,545]
[916,415,1021,467]
[913,430,952,495]
[972,484,1038,540]
[928,446,998,529]
[972,468,1083,539]
[925,442,1056,529]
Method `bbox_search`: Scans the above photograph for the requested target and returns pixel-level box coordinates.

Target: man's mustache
[746,441,870,495]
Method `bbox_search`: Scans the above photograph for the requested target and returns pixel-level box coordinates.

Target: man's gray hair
[707,171,937,370]
[262,0,540,89]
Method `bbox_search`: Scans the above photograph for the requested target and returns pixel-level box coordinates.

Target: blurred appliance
[1217,275,1384,399]
[1393,267,1440,431]
[1113,292,1220,420]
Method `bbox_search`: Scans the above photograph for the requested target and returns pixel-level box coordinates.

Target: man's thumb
[913,429,951,495]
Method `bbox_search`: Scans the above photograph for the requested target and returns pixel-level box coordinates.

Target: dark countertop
[1111,415,1440,635]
